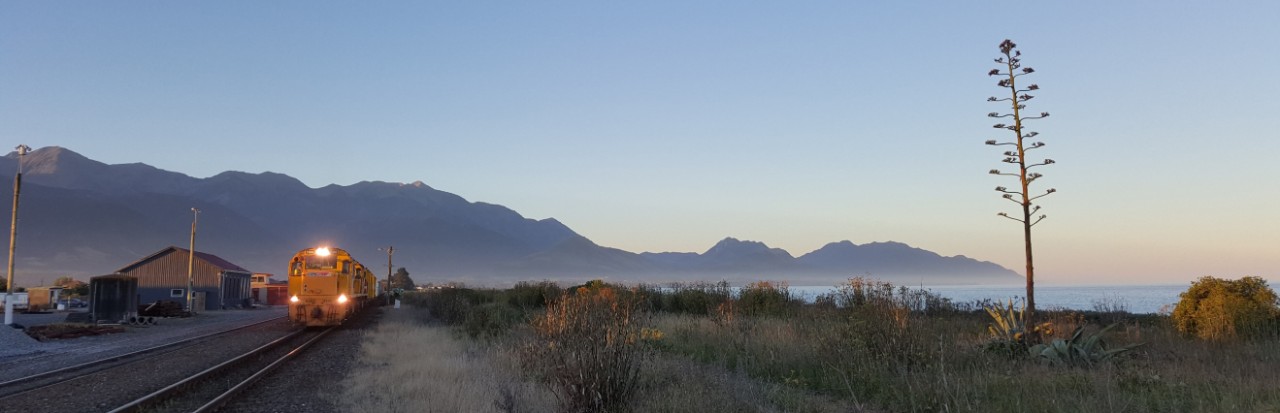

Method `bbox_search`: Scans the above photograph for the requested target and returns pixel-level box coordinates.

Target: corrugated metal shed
[90,274,137,323]
[116,246,253,312]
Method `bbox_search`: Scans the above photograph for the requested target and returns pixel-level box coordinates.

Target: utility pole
[379,246,394,305]
[186,208,200,312]
[3,144,30,326]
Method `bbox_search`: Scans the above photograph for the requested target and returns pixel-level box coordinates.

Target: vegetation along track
[0,317,296,412]
[110,326,335,413]
[0,316,286,400]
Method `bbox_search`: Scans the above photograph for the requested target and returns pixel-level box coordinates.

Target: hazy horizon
[3,2,1277,285]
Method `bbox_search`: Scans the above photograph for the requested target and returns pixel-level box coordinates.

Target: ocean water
[789,284,1187,314]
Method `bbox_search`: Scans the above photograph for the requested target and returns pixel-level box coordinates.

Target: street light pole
[186,208,200,313]
[3,144,30,326]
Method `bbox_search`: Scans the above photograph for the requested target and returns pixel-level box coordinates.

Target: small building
[90,274,138,323]
[26,286,64,311]
[116,246,252,312]
[250,273,289,306]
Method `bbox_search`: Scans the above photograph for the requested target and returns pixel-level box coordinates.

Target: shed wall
[122,250,254,311]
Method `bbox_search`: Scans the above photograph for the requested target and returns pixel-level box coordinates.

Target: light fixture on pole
[3,144,30,326]
[186,208,200,313]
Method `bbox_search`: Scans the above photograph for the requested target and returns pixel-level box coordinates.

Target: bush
[523,282,653,413]
[643,281,733,315]
[506,280,562,309]
[737,281,794,317]
[821,278,935,367]
[1172,276,1280,340]
[462,302,524,339]
[406,288,498,325]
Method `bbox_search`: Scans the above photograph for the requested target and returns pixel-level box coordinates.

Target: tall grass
[391,279,1280,413]
[337,310,554,413]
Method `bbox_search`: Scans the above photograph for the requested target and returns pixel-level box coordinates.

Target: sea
[789,284,1187,314]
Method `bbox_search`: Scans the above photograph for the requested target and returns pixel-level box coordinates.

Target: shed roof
[91,273,136,281]
[116,246,250,274]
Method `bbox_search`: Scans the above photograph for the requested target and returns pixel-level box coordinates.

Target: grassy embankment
[340,279,1280,413]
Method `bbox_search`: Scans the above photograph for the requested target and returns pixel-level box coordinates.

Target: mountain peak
[12,146,101,175]
[704,237,794,259]
[208,170,310,192]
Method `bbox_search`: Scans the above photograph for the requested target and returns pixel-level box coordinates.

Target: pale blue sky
[2,2,1277,284]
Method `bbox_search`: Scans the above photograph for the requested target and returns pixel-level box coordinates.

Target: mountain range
[0,146,1020,286]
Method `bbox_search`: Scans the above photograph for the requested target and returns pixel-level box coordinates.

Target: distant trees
[389,267,416,291]
[1172,276,1280,340]
[986,39,1056,324]
[53,276,89,298]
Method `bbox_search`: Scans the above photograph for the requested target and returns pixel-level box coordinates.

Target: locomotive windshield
[305,254,337,269]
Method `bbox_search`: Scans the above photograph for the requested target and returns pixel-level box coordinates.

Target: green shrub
[1171,276,1280,340]
[462,302,524,339]
[738,281,793,317]
[505,280,561,309]
[409,287,498,325]
[646,281,733,315]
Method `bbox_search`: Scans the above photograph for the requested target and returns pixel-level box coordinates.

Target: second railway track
[0,316,299,412]
[0,316,286,398]
[110,326,335,413]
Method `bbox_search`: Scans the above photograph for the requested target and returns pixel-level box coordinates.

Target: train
[287,246,378,326]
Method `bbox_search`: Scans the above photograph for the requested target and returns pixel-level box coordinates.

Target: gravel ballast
[221,306,382,413]
[0,307,286,382]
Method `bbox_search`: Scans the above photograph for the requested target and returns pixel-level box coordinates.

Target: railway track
[0,316,286,399]
[108,327,335,413]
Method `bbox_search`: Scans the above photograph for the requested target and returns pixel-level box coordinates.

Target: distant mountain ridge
[0,146,1020,285]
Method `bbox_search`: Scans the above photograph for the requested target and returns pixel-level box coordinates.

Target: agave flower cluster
[985,39,1058,323]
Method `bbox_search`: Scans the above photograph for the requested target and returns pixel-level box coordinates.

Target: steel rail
[0,315,285,392]
[193,327,335,413]
[106,327,331,413]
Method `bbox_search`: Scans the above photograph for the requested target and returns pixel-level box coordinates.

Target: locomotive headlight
[316,247,331,257]
[290,295,299,303]
[337,294,348,304]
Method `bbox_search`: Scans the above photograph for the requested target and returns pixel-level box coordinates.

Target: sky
[2,2,1278,285]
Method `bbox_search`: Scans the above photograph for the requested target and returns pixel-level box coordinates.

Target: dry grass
[654,310,1280,413]
[633,355,869,413]
[388,282,1280,413]
[337,309,555,413]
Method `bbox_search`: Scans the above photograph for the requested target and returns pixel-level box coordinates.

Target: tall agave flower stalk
[986,39,1056,324]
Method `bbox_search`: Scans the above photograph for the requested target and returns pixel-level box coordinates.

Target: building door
[192,291,206,313]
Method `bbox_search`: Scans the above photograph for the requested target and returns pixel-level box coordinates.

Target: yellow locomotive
[288,247,376,326]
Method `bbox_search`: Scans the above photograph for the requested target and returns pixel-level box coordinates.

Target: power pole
[3,144,30,326]
[186,208,200,312]
[380,246,394,305]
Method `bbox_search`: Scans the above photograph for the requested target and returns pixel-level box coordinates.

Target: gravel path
[0,307,286,382]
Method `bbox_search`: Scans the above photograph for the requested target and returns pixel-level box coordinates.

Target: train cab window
[306,254,336,269]
[341,261,351,274]
[291,261,303,276]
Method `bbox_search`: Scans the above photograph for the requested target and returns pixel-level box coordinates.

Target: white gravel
[0,324,40,358]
